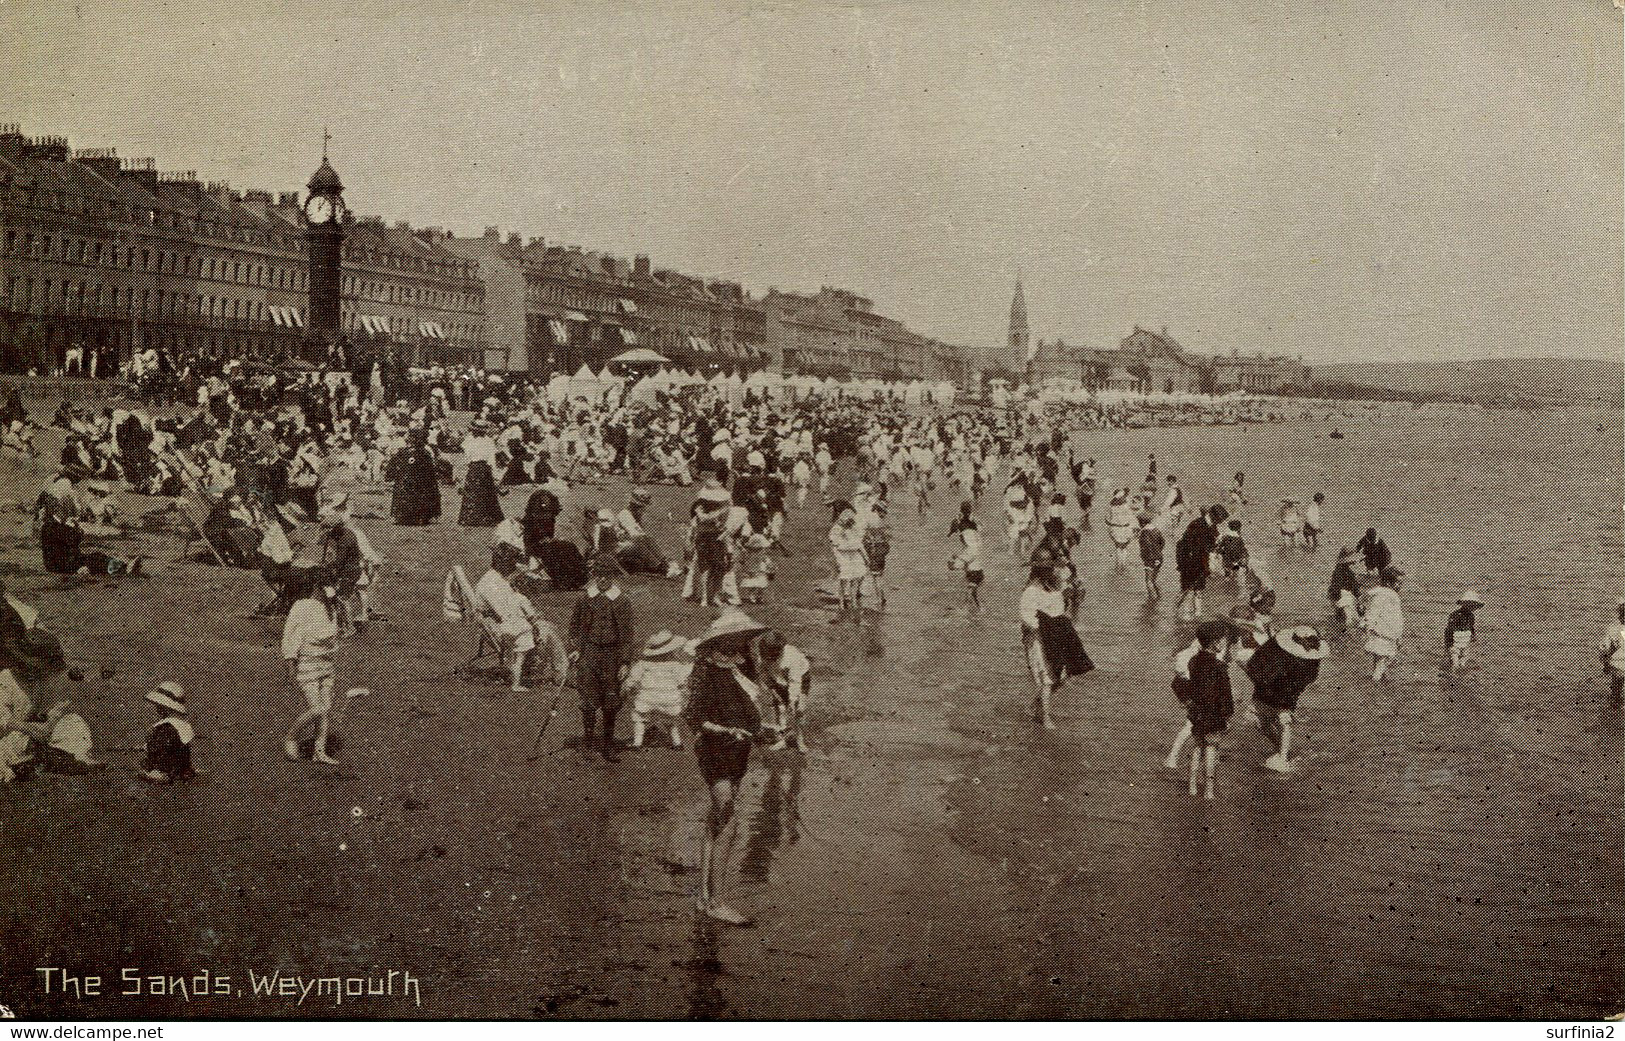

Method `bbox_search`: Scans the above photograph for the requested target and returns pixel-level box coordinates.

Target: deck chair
[442,564,506,680]
[173,486,227,567]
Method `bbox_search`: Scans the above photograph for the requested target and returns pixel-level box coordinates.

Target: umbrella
[609,348,669,366]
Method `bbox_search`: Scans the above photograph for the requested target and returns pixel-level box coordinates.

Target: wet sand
[2,396,1620,1019]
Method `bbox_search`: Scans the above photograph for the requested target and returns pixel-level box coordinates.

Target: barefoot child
[1185,620,1234,799]
[1445,592,1482,672]
[949,503,985,606]
[1362,566,1406,682]
[1138,513,1165,601]
[1244,626,1328,773]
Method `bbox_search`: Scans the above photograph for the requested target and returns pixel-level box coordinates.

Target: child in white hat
[624,631,692,748]
[142,681,196,783]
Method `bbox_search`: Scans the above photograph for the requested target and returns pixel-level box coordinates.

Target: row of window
[4,276,301,324]
[341,274,477,311]
[3,229,308,289]
[339,310,475,342]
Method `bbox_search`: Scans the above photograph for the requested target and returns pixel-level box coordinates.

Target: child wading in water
[949,502,985,607]
[1184,620,1234,799]
[1445,592,1482,672]
[1138,512,1164,601]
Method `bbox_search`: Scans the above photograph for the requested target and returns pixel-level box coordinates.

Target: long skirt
[458,461,504,527]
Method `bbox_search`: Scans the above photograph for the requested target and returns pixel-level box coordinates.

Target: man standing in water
[1174,504,1227,622]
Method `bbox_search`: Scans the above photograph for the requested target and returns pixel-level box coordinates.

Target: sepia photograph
[0,0,1620,1026]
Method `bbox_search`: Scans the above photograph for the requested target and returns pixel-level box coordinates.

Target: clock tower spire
[303,139,347,356]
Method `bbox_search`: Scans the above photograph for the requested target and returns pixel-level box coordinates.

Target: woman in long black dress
[388,429,441,526]
[457,422,504,527]
[499,436,531,487]
[683,611,768,926]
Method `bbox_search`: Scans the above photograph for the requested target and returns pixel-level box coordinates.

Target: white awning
[618,327,638,345]
[566,311,588,322]
[270,307,286,328]
[360,315,389,335]
[419,320,445,339]
[288,308,304,329]
[548,319,569,343]
[618,298,637,314]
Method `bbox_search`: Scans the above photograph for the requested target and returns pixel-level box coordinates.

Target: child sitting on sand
[142,681,196,783]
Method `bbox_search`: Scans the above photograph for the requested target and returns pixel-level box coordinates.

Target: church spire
[1007,273,1031,368]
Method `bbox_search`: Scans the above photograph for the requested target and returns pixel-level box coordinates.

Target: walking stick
[530,669,573,754]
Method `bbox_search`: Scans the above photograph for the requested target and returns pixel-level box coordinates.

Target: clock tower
[303,131,347,354]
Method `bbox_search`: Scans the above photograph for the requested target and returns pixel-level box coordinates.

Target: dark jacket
[1187,648,1233,734]
[1175,517,1216,578]
[569,590,635,664]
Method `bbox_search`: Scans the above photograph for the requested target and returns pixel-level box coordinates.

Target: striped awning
[618,298,637,314]
[269,305,304,328]
[566,311,589,322]
[618,327,638,345]
[548,319,569,343]
[418,320,445,339]
[360,315,390,335]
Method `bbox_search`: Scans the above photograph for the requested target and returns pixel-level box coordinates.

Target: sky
[2,0,1620,365]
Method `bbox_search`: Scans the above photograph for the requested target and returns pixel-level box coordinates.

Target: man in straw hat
[683,610,769,925]
[1245,625,1330,774]
[568,554,637,761]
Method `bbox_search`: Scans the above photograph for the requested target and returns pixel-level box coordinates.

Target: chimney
[121,157,157,187]
[526,236,546,251]
[633,255,651,278]
[277,190,299,206]
[0,123,22,160]
[72,147,123,180]
[483,226,500,239]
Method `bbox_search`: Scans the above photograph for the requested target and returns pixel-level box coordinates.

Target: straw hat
[1457,591,1484,608]
[1277,626,1330,661]
[145,680,187,714]
[596,507,615,523]
[690,610,768,656]
[85,480,112,496]
[642,630,687,659]
[275,503,305,527]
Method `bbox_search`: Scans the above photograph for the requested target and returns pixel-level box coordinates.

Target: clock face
[305,195,335,224]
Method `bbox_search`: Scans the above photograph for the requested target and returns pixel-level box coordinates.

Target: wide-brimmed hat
[642,630,688,658]
[596,507,615,523]
[1207,504,1230,524]
[696,486,731,504]
[630,487,652,504]
[84,480,112,496]
[145,680,187,714]
[275,503,305,526]
[1457,591,1484,607]
[690,610,768,656]
[1277,626,1330,660]
[1226,605,1263,630]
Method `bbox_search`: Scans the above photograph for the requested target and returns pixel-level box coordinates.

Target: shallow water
[706,403,1623,1019]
